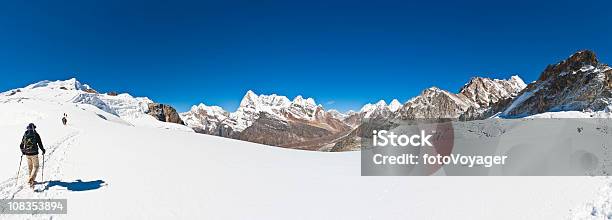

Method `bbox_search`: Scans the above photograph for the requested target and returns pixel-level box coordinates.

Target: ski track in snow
[0,130,79,219]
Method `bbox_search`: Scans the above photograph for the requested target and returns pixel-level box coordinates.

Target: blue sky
[1,0,611,112]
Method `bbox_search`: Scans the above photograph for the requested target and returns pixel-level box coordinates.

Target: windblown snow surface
[0,86,609,219]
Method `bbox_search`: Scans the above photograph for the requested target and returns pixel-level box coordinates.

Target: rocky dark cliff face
[237,113,340,148]
[146,103,185,125]
[501,50,612,117]
[538,50,599,82]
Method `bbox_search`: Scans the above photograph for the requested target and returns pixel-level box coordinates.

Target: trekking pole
[16,155,23,186]
[41,154,45,184]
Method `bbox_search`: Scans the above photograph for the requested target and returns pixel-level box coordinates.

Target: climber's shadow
[45,179,107,192]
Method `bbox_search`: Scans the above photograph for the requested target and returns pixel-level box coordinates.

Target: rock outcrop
[83,88,98,94]
[146,103,185,125]
[501,50,612,117]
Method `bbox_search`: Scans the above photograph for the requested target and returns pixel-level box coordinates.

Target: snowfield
[0,81,608,219]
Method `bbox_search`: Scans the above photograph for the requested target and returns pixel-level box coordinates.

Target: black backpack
[22,131,38,154]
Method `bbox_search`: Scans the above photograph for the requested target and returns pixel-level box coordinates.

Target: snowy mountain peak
[180,102,231,135]
[357,99,403,119]
[458,75,527,109]
[293,95,304,102]
[238,90,291,109]
[236,92,321,110]
[245,90,257,97]
[182,91,350,144]
[25,78,93,91]
[327,109,348,120]
[292,95,317,107]
[359,99,405,114]
[359,103,376,113]
[212,91,326,133]
[424,86,442,93]
[420,87,446,98]
[375,100,387,107]
[509,75,526,88]
[389,99,402,112]
[192,103,227,115]
[239,90,260,108]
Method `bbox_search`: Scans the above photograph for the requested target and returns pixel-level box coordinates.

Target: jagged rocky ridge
[182,75,526,151]
[329,75,526,151]
[396,76,526,120]
[180,91,352,150]
[500,50,612,117]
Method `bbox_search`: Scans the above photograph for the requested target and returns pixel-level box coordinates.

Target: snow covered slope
[3,79,192,132]
[0,79,606,219]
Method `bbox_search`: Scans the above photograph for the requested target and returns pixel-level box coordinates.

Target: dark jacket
[19,130,45,156]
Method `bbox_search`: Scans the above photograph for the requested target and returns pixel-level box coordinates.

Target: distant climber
[62,113,67,125]
[19,123,46,188]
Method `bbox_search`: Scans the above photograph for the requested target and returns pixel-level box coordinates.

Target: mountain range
[3,50,611,151]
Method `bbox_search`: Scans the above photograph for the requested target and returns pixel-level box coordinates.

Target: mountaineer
[19,123,46,188]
